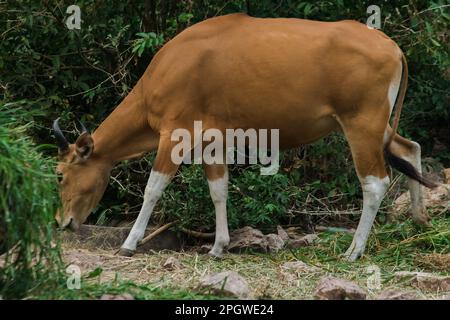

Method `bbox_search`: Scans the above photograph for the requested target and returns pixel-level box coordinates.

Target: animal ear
[75,132,94,160]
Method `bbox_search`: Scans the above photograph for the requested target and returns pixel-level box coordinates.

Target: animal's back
[142,13,402,147]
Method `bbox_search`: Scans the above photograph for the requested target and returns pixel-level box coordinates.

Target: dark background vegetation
[0,1,448,238]
[0,0,450,230]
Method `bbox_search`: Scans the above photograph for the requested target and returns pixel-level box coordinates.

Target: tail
[384,149,437,188]
[384,52,437,189]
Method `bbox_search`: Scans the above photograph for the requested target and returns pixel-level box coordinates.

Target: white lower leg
[207,171,230,258]
[345,175,389,261]
[121,170,171,251]
[405,142,428,224]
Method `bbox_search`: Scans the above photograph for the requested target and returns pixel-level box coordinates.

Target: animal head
[53,118,111,230]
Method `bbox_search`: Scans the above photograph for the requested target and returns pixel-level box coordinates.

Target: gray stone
[265,233,285,252]
[228,227,267,252]
[286,234,318,249]
[199,271,253,299]
[277,225,290,241]
[395,271,450,292]
[314,277,367,300]
[100,293,134,300]
[375,289,419,300]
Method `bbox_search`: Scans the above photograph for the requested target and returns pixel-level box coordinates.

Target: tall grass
[0,103,62,298]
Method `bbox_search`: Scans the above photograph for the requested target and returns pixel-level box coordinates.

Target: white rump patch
[388,62,403,114]
[384,59,403,145]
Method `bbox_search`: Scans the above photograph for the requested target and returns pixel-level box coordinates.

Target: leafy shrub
[0,1,448,232]
[0,103,62,298]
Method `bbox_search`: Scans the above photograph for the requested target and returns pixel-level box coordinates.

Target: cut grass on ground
[37,212,449,300]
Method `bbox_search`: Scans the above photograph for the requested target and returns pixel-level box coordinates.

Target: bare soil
[61,229,449,300]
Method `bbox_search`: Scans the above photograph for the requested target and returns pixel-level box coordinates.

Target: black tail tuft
[384,148,438,189]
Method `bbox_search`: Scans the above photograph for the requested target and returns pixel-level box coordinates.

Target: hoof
[344,252,359,262]
[117,248,135,257]
[343,243,363,262]
[208,249,225,259]
[412,214,432,228]
[411,206,432,227]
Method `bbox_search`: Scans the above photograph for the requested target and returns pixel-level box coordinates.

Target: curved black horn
[53,118,69,152]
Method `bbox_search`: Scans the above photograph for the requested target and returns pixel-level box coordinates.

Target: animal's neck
[92,80,159,165]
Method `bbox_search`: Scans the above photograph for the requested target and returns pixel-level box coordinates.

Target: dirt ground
[56,176,450,300]
[61,241,449,300]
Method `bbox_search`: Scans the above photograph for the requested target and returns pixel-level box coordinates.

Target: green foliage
[0,103,62,298]
[30,261,224,300]
[132,32,165,57]
[0,2,448,299]
[0,1,448,232]
[159,164,295,231]
[32,275,224,300]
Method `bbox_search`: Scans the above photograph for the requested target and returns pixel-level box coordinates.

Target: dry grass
[57,204,449,300]
[61,235,449,300]
[415,253,450,272]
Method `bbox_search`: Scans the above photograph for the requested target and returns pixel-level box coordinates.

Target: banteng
[54,14,436,261]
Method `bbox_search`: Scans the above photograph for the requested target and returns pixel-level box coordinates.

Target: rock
[391,184,449,218]
[395,271,450,292]
[302,234,319,244]
[281,261,321,273]
[199,271,253,299]
[314,277,367,300]
[375,289,419,300]
[286,234,318,249]
[228,227,267,252]
[100,293,134,300]
[162,256,181,270]
[286,227,302,238]
[277,225,290,241]
[214,226,315,253]
[422,157,445,183]
[265,234,285,252]
[395,271,420,280]
[424,184,449,208]
[228,226,286,253]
